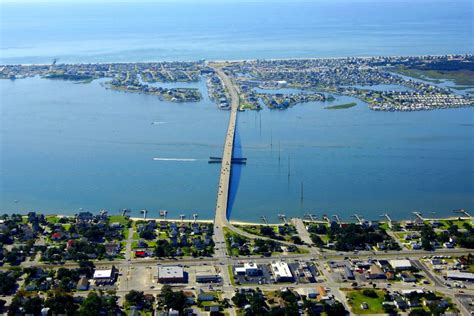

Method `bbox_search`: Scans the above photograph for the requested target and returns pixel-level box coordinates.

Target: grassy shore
[393,66,474,85]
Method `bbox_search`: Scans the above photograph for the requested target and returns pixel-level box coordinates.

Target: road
[292,218,314,245]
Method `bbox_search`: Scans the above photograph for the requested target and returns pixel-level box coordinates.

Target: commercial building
[158,266,185,283]
[235,262,261,276]
[446,271,474,281]
[389,259,412,271]
[196,274,221,283]
[270,261,293,282]
[368,264,386,279]
[93,266,118,285]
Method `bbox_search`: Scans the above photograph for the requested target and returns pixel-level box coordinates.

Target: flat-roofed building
[235,262,261,276]
[196,274,221,283]
[446,271,474,281]
[270,261,293,282]
[389,259,412,271]
[368,264,386,279]
[158,266,185,283]
[93,266,118,285]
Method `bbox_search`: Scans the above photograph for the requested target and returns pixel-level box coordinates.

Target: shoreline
[1,53,473,67]
[17,213,473,226]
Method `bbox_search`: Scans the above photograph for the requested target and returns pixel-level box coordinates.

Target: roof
[271,261,292,279]
[446,271,474,280]
[389,259,412,269]
[93,269,113,279]
[158,266,184,279]
[369,264,384,275]
[244,262,258,270]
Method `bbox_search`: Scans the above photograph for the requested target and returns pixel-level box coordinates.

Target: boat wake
[151,121,168,125]
[153,158,197,162]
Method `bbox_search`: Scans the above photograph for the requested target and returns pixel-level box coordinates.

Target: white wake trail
[153,158,197,162]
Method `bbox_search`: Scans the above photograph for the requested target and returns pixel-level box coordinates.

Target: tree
[158,285,187,312]
[78,291,119,316]
[8,294,43,316]
[232,292,249,308]
[0,272,18,295]
[362,289,378,298]
[323,301,347,316]
[290,236,302,245]
[125,290,146,308]
[260,226,275,237]
[44,291,79,315]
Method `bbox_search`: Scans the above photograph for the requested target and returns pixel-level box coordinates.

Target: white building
[270,261,293,282]
[158,266,185,283]
[93,266,117,285]
[235,262,261,276]
[389,259,412,271]
[446,271,474,281]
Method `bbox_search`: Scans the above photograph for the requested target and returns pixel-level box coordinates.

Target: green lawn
[45,215,60,224]
[227,266,235,286]
[438,219,471,229]
[109,215,130,225]
[345,289,386,314]
[379,222,390,231]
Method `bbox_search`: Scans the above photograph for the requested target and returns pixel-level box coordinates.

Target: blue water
[1,77,473,221]
[0,0,473,221]
[1,0,473,64]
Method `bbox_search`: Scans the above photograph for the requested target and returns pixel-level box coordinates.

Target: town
[0,210,473,315]
[1,55,473,111]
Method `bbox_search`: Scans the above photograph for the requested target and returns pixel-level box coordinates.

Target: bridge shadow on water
[227,117,243,219]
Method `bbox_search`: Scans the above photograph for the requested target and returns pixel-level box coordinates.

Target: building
[158,266,185,283]
[389,259,412,271]
[344,266,355,280]
[368,264,386,279]
[235,262,261,276]
[198,289,215,302]
[93,266,118,285]
[305,288,318,299]
[76,276,89,290]
[446,271,474,281]
[270,261,293,282]
[196,274,221,283]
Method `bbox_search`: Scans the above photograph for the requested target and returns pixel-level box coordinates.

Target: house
[76,276,89,290]
[400,272,416,282]
[305,288,318,299]
[51,232,64,241]
[104,242,120,256]
[76,212,94,222]
[394,299,408,309]
[198,289,215,302]
[135,250,147,258]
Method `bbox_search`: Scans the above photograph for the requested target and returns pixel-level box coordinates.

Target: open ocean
[0,0,473,222]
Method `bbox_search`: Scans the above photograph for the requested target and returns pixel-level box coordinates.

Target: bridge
[210,66,313,259]
[212,66,240,258]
